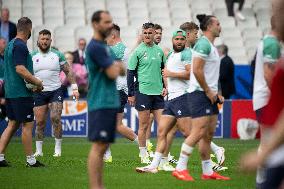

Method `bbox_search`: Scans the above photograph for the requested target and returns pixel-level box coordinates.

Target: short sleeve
[88,44,113,69]
[13,42,28,66]
[58,51,67,65]
[128,50,138,70]
[110,48,120,61]
[263,39,281,64]
[193,38,211,59]
[181,48,192,65]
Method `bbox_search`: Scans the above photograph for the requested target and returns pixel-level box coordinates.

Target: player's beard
[173,44,185,52]
[38,43,50,53]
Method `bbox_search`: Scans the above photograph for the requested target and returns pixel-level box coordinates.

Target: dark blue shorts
[33,87,64,107]
[255,106,267,123]
[6,97,34,122]
[259,165,284,189]
[118,90,128,113]
[135,91,164,111]
[189,91,219,118]
[88,109,118,143]
[163,93,191,118]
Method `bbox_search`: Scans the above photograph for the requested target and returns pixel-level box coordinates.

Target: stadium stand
[0,0,271,64]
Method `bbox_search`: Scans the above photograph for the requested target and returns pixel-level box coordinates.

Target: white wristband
[71,84,78,90]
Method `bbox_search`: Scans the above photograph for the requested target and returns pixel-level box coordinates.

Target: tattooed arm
[61,63,80,100]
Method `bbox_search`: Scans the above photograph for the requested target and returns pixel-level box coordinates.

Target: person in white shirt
[173,14,230,181]
[32,29,79,157]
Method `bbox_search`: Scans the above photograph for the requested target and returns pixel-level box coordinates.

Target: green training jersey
[128,42,165,95]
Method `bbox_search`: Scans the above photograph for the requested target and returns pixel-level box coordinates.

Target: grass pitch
[0,137,258,189]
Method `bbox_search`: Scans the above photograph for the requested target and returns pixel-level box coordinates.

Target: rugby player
[172,14,230,181]
[86,10,123,189]
[127,22,167,164]
[0,17,44,167]
[32,29,79,157]
[104,24,138,162]
[136,29,191,173]
[252,15,281,187]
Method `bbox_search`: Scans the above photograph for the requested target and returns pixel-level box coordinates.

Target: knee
[51,116,61,126]
[157,128,167,140]
[36,120,46,128]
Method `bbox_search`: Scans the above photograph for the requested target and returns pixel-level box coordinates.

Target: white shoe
[140,156,151,164]
[53,152,61,157]
[34,151,43,157]
[215,147,225,165]
[136,166,158,173]
[212,161,228,172]
[168,153,178,164]
[158,162,175,171]
[236,11,246,21]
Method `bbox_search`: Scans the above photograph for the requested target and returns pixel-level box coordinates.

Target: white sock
[55,138,62,154]
[159,156,168,167]
[0,154,5,161]
[36,141,43,153]
[202,159,213,175]
[149,152,163,169]
[27,155,36,165]
[256,147,265,184]
[104,146,112,158]
[176,143,194,171]
[133,136,139,145]
[210,142,221,154]
[139,147,147,157]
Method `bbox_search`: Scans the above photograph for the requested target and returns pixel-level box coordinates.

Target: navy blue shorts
[135,91,164,111]
[189,91,219,118]
[118,90,128,113]
[33,87,64,107]
[255,106,267,123]
[6,97,34,122]
[259,165,284,189]
[88,109,118,143]
[163,93,191,118]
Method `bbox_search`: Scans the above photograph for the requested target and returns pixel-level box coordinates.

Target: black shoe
[26,160,45,167]
[0,160,9,167]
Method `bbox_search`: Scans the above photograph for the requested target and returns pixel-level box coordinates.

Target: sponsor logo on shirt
[177,110,182,115]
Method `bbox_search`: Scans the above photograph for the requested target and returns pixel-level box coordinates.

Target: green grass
[0,137,258,189]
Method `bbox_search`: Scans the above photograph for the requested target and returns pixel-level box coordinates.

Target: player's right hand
[205,89,217,104]
[33,79,43,92]
[128,96,135,107]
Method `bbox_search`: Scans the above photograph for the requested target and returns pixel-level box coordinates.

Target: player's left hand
[72,90,80,101]
[161,88,168,97]
[239,150,263,172]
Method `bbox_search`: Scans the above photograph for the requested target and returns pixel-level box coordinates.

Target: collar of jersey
[38,47,51,55]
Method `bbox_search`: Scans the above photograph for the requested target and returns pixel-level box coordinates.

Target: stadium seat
[253,0,271,12]
[148,0,168,8]
[127,0,147,9]
[43,0,63,8]
[169,0,189,9]
[65,17,86,27]
[129,9,149,19]
[120,26,137,38]
[113,18,129,27]
[44,17,64,28]
[23,0,42,8]
[150,18,171,28]
[242,28,263,41]
[237,18,257,31]
[23,7,42,19]
[150,8,170,19]
[224,37,244,48]
[64,0,84,8]
[85,0,106,9]
[129,18,150,28]
[219,17,236,29]
[214,8,228,18]
[108,8,128,19]
[107,0,126,9]
[74,26,93,42]
[54,25,76,52]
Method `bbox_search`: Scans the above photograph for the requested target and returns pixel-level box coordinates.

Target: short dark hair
[142,22,154,29]
[217,44,228,55]
[112,24,120,32]
[39,29,51,36]
[196,14,216,31]
[153,24,162,31]
[180,22,199,32]
[16,17,32,32]
[91,10,109,23]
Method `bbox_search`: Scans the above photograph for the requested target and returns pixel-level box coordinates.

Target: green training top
[128,42,165,95]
